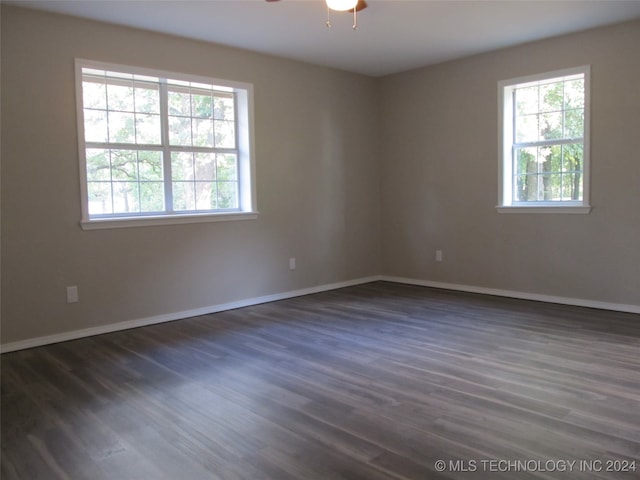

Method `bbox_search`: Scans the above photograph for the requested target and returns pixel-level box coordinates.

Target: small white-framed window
[497,66,591,214]
[75,59,257,229]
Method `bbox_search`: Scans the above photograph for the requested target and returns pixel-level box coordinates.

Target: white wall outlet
[66,285,79,303]
[289,257,296,270]
[435,250,443,262]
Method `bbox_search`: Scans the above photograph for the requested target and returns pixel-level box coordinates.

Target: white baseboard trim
[3,274,636,353]
[381,276,640,315]
[0,275,383,354]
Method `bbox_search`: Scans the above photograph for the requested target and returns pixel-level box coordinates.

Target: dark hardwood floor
[2,282,639,479]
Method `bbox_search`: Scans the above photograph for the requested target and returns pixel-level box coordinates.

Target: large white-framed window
[497,66,591,214]
[75,59,257,229]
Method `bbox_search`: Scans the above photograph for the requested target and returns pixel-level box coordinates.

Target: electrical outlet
[66,285,79,303]
[289,257,296,270]
[435,250,443,262]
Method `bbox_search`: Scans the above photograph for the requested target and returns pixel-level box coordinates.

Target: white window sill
[496,205,591,214]
[80,211,259,230]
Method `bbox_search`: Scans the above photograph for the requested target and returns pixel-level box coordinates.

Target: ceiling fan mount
[266,0,368,29]
[266,0,368,13]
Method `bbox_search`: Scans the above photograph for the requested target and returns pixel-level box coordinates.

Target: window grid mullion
[514,137,583,149]
[512,90,517,203]
[159,81,174,213]
[109,149,115,215]
[136,151,142,212]
[232,93,240,209]
[558,144,562,200]
[169,146,237,155]
[85,142,165,151]
[536,83,542,200]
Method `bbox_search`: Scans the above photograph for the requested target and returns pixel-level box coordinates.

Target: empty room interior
[1,1,639,479]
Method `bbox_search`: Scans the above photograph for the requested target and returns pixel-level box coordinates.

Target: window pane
[214,96,234,120]
[562,172,582,201]
[110,150,138,181]
[515,114,538,142]
[515,174,527,202]
[140,182,164,211]
[540,145,561,173]
[564,109,584,139]
[171,152,194,181]
[563,143,583,173]
[84,109,109,143]
[540,82,563,113]
[528,174,542,201]
[112,182,140,213]
[516,173,540,201]
[86,149,110,181]
[192,94,213,118]
[87,182,113,215]
[108,112,136,143]
[216,153,238,180]
[215,120,236,148]
[169,116,192,146]
[514,145,539,202]
[540,173,561,201]
[564,79,584,109]
[540,111,562,140]
[193,118,214,147]
[107,82,134,112]
[516,147,537,177]
[173,182,195,210]
[168,91,191,116]
[138,151,163,181]
[514,143,584,203]
[217,182,238,209]
[515,86,538,116]
[83,80,107,109]
[195,182,216,210]
[135,113,161,145]
[134,85,160,114]
[195,153,216,181]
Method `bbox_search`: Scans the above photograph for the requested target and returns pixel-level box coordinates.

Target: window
[76,60,257,229]
[498,66,590,213]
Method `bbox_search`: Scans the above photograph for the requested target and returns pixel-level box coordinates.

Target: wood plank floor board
[2,282,639,479]
[1,435,67,480]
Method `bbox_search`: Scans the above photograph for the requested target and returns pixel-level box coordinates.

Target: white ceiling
[7,0,640,76]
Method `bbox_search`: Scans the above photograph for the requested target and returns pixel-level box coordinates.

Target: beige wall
[380,20,640,306]
[0,6,381,344]
[2,7,638,346]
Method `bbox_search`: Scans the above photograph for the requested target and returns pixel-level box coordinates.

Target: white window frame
[497,65,591,214]
[75,59,258,230]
